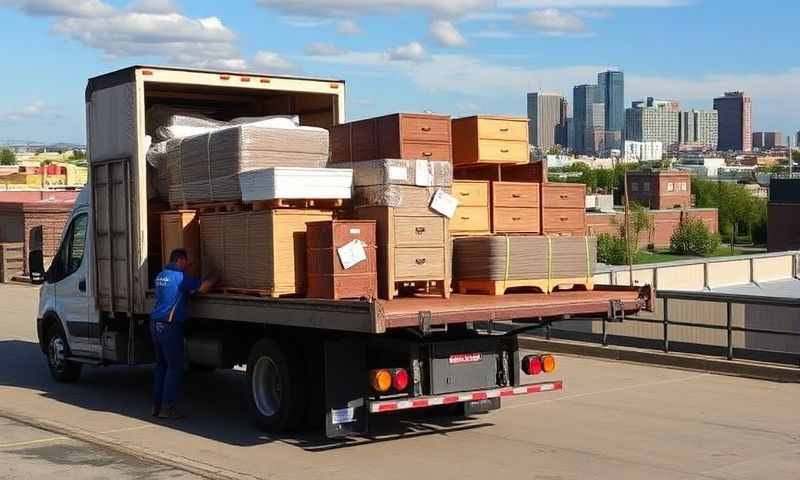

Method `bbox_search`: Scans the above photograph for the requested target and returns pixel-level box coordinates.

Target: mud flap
[324,338,369,438]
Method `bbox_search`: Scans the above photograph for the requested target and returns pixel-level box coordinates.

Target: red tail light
[522,355,543,375]
[392,368,409,391]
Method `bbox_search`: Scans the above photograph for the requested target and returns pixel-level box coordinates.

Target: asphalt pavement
[1,282,798,479]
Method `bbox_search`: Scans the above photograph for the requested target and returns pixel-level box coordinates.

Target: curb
[0,408,263,480]
[519,336,800,383]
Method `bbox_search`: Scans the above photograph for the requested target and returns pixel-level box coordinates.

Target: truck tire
[45,323,82,382]
[246,338,306,432]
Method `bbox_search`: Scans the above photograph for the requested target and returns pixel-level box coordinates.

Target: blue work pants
[151,321,185,408]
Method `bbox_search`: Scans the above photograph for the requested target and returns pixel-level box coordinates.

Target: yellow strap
[546,235,552,293]
[503,235,511,293]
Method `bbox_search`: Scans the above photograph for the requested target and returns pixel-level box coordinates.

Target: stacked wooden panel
[541,183,586,235]
[449,180,491,235]
[451,116,529,166]
[159,210,201,278]
[199,209,333,297]
[329,113,452,164]
[0,243,24,283]
[306,220,378,300]
[453,235,596,295]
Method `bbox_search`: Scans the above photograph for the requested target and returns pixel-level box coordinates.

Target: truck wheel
[246,338,306,432]
[45,324,82,382]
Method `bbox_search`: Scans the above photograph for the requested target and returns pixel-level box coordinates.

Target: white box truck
[30,66,650,437]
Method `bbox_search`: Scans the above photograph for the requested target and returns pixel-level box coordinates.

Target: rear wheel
[45,323,82,382]
[246,338,306,432]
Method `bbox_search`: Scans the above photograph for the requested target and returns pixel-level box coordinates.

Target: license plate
[449,353,482,365]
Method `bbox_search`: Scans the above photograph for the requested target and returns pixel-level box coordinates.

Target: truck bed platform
[187,285,651,334]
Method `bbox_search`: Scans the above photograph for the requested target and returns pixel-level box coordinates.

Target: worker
[150,248,216,419]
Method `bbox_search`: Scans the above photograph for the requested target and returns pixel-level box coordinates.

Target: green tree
[0,148,16,166]
[562,162,598,192]
[69,150,86,161]
[670,217,720,256]
[597,233,629,265]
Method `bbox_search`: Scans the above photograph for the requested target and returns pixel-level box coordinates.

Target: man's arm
[181,274,218,295]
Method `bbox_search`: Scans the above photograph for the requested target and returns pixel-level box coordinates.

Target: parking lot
[1,282,798,479]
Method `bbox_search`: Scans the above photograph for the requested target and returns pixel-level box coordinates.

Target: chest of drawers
[305,220,378,300]
[450,180,491,235]
[160,210,200,278]
[491,182,540,233]
[330,113,452,163]
[452,116,529,166]
[541,183,586,235]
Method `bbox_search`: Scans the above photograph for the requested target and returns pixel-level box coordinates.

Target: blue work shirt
[150,264,202,323]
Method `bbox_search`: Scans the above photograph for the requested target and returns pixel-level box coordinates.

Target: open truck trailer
[30,66,651,438]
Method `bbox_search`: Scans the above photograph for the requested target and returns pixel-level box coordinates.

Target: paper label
[349,228,361,235]
[337,239,367,270]
[415,160,434,187]
[388,166,408,182]
[331,407,356,425]
[430,188,459,218]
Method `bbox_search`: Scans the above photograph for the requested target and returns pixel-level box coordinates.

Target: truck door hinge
[608,299,625,323]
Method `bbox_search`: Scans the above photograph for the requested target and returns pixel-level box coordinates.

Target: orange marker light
[541,354,556,373]
[370,369,392,393]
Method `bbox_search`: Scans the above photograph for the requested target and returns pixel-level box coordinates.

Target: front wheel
[45,324,82,382]
[246,338,306,433]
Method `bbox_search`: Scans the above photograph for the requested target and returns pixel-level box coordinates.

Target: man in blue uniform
[150,248,215,419]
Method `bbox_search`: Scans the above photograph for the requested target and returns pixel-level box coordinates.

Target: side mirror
[29,250,45,285]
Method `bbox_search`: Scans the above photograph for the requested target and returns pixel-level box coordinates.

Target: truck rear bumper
[369,380,563,413]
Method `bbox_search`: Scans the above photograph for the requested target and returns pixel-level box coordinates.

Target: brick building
[586,208,718,248]
[626,170,692,209]
[0,199,75,275]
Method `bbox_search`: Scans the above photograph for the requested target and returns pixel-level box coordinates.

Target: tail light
[392,368,409,391]
[370,369,392,393]
[521,355,542,375]
[541,354,556,373]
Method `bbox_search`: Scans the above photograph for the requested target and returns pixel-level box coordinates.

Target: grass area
[633,246,750,265]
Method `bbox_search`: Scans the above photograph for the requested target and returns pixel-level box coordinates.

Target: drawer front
[542,208,586,233]
[478,139,528,164]
[394,216,445,245]
[401,115,451,143]
[395,247,446,279]
[452,181,489,207]
[450,206,490,233]
[331,222,376,247]
[492,207,540,233]
[542,184,585,209]
[401,141,452,162]
[477,118,528,142]
[492,182,540,208]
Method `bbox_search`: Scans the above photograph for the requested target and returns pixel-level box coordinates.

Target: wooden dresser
[450,180,491,236]
[329,113,452,163]
[306,220,378,300]
[160,210,200,278]
[354,186,450,300]
[491,182,540,233]
[454,161,546,184]
[541,183,586,235]
[451,116,529,166]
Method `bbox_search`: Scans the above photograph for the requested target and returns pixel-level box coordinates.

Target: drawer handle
[512,217,522,221]
[459,192,471,196]
[511,193,522,198]
[460,216,471,220]
[560,217,568,221]
[421,126,432,132]
[422,151,433,157]
[499,127,509,132]
[500,148,509,153]
[560,194,569,199]
[416,258,427,265]
[415,226,426,234]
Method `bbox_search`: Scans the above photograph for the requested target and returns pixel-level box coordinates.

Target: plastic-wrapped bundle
[146,105,225,142]
[238,167,352,203]
[333,159,452,187]
[352,185,449,210]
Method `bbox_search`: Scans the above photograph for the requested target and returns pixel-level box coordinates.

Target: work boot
[158,406,185,420]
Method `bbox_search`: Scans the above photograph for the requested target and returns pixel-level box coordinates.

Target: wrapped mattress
[453,235,596,281]
[238,167,353,203]
[161,124,330,206]
[335,159,452,187]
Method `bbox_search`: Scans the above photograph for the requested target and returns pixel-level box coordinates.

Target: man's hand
[197,276,219,294]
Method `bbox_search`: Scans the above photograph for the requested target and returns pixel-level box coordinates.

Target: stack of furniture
[449,180,491,235]
[306,220,378,300]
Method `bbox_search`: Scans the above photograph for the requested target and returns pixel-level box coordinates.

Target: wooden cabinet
[452,116,529,166]
[541,183,586,235]
[450,180,490,235]
[306,220,377,300]
[329,113,452,163]
[160,210,200,278]
[491,182,540,234]
[454,161,547,184]
[355,206,450,300]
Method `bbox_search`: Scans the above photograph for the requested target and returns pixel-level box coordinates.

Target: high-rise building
[680,110,719,149]
[573,84,602,154]
[752,131,783,149]
[527,92,564,149]
[714,91,752,152]
[598,71,624,142]
[556,97,569,147]
[795,131,800,149]
[625,100,680,151]
[647,97,680,110]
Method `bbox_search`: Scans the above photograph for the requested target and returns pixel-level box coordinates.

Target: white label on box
[349,228,361,235]
[331,407,356,425]
[430,189,459,218]
[337,239,367,270]
[388,166,408,181]
[415,160,434,187]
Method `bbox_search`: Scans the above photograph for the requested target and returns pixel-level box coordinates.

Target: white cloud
[499,0,684,7]
[0,99,50,122]
[256,0,496,18]
[336,19,361,34]
[126,0,177,14]
[0,0,114,17]
[252,51,297,73]
[471,29,515,39]
[430,20,468,48]
[387,41,428,62]
[521,8,587,34]
[304,41,346,56]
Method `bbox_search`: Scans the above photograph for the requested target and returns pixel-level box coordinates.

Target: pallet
[456,277,593,295]
[251,198,346,210]
[210,287,299,299]
[393,280,449,299]
[183,202,244,213]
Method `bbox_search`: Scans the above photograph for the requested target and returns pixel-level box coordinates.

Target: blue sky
[1,0,798,144]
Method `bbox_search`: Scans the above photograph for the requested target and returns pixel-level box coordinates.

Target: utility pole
[788,135,793,175]
[623,168,633,285]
